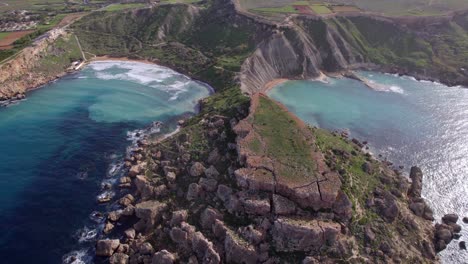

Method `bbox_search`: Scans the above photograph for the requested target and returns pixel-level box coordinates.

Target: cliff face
[240,11,468,93]
[0,29,65,101]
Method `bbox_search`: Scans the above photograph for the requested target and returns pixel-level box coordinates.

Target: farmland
[241,0,468,16]
[0,30,35,50]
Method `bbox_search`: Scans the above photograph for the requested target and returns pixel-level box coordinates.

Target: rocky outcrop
[272,217,341,252]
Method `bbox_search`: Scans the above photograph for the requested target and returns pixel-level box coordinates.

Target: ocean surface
[0,61,211,263]
[269,71,468,263]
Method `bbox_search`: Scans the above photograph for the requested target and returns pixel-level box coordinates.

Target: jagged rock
[124,228,136,240]
[199,177,218,192]
[187,183,201,201]
[190,162,206,177]
[212,219,228,240]
[96,239,120,257]
[152,250,176,264]
[119,194,135,207]
[134,201,168,233]
[272,218,340,252]
[166,171,176,183]
[170,210,188,227]
[205,165,220,178]
[110,253,129,264]
[116,244,129,254]
[104,221,115,234]
[442,214,459,225]
[108,210,122,222]
[239,225,264,245]
[122,205,135,216]
[243,198,270,216]
[408,166,423,198]
[362,162,374,174]
[225,230,258,264]
[201,207,223,229]
[170,227,188,244]
[154,184,168,198]
[375,192,399,222]
[216,184,232,203]
[191,231,221,264]
[272,194,296,215]
[139,242,154,255]
[332,191,352,221]
[207,148,221,164]
[119,177,132,188]
[129,163,145,177]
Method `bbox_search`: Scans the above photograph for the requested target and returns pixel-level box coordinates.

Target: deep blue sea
[269,72,468,263]
[0,61,210,263]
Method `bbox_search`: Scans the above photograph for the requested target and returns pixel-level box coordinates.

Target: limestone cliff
[0,28,70,101]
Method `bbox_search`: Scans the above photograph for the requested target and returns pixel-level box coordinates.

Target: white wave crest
[88,61,194,98]
[62,249,92,264]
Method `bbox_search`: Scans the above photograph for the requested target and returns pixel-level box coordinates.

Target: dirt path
[74,34,86,61]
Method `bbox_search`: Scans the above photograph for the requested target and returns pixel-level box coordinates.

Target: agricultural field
[241,0,468,16]
[103,3,146,12]
[0,30,34,49]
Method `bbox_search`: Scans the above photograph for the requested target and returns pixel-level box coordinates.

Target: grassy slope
[250,96,316,181]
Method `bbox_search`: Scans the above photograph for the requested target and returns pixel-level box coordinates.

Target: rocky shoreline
[91,92,464,264]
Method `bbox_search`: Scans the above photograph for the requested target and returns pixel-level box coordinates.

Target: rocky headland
[93,92,463,263]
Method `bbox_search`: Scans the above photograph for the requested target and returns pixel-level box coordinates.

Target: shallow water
[0,61,210,263]
[269,71,468,263]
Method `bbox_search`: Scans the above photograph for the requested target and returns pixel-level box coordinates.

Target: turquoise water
[0,61,210,263]
[269,72,468,263]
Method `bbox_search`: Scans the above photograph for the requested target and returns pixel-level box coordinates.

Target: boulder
[187,183,201,201]
[463,217,468,224]
[272,194,296,215]
[332,191,352,221]
[205,165,220,178]
[200,207,223,229]
[216,184,232,203]
[134,201,168,233]
[212,219,228,240]
[139,242,154,255]
[170,210,188,227]
[166,171,177,183]
[272,218,340,252]
[408,166,423,198]
[103,221,114,234]
[108,210,122,222]
[124,228,136,240]
[207,148,221,164]
[119,194,135,207]
[460,241,467,250]
[442,214,459,225]
[96,239,120,257]
[128,163,145,177]
[190,162,206,177]
[152,250,176,264]
[199,177,218,192]
[225,230,258,264]
[243,198,270,216]
[110,253,129,264]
